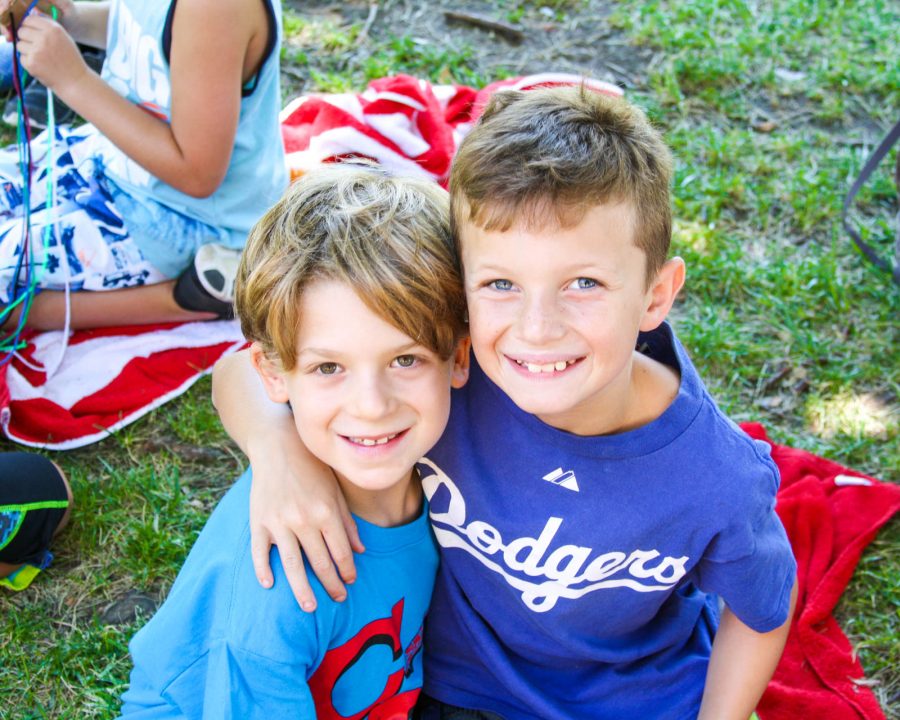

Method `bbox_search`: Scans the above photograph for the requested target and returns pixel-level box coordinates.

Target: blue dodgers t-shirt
[120,470,437,719]
[420,323,796,720]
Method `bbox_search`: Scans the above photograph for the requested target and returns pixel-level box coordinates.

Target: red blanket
[745,423,900,720]
[0,321,245,449]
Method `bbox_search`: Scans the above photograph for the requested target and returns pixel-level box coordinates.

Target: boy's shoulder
[133,471,335,670]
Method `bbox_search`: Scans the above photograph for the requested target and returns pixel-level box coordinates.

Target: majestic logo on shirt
[420,458,689,613]
[308,598,421,719]
[542,467,579,492]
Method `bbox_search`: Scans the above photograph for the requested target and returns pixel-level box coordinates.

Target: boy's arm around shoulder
[212,350,364,612]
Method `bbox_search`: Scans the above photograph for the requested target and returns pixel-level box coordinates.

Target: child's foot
[173,243,241,319]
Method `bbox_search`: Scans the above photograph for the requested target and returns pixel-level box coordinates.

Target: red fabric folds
[742,423,900,720]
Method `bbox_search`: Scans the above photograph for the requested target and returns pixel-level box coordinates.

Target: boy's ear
[248,342,291,404]
[640,257,686,332]
[450,337,471,389]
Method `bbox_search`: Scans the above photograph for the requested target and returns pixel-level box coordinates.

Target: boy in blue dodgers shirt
[213,86,798,720]
[119,164,470,718]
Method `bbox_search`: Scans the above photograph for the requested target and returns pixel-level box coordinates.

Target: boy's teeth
[518,359,574,374]
[351,433,398,446]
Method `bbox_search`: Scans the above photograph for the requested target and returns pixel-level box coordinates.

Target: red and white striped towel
[0,321,245,449]
[280,73,621,183]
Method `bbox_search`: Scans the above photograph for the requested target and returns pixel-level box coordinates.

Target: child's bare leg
[51,462,73,538]
[0,561,22,578]
[3,281,217,331]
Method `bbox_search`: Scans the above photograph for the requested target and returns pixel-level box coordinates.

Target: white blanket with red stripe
[0,73,619,449]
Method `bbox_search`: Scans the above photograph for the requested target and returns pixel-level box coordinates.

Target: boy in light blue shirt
[119,164,469,719]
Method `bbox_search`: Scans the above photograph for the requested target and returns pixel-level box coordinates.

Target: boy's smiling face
[461,201,684,436]
[253,279,469,520]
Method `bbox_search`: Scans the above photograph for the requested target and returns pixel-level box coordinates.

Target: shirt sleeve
[692,462,797,632]
[160,639,317,719]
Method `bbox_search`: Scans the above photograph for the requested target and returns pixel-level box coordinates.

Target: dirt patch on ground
[283,0,655,93]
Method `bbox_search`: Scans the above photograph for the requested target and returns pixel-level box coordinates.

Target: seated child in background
[0,0,287,331]
[119,164,470,718]
[214,86,799,720]
[0,451,72,591]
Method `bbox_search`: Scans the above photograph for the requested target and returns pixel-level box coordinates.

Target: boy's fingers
[337,493,366,555]
[249,528,275,589]
[299,530,348,605]
[323,522,358,586]
[275,531,322,612]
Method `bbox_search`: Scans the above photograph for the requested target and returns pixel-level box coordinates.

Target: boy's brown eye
[317,362,339,375]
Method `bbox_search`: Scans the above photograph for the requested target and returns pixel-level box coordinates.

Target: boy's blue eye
[394,354,417,368]
[316,362,339,375]
[569,277,598,290]
[489,279,514,291]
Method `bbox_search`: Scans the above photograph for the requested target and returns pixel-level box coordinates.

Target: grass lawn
[1,0,898,717]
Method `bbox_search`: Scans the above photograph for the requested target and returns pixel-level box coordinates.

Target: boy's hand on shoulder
[247,424,365,612]
[14,11,86,93]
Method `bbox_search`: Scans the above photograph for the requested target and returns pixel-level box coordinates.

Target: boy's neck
[337,470,423,528]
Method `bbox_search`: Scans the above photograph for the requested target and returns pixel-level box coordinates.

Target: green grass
[2,0,899,716]
[281,8,495,93]
[0,380,242,717]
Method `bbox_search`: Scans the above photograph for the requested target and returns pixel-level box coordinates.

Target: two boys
[124,85,797,718]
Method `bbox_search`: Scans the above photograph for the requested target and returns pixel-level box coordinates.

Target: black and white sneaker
[174,243,242,319]
[2,78,75,129]
[2,47,105,130]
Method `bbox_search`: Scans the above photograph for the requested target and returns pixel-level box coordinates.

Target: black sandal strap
[841,116,900,285]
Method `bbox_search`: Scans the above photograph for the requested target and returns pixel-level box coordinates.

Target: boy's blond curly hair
[235,164,467,370]
[450,85,673,286]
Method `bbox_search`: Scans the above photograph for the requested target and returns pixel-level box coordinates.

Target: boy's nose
[516,294,565,344]
[348,374,394,419]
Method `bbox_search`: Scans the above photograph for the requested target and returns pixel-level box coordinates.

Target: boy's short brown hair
[235,164,467,370]
[450,85,673,285]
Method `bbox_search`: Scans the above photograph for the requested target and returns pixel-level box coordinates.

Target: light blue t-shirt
[119,470,438,719]
[95,0,288,275]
